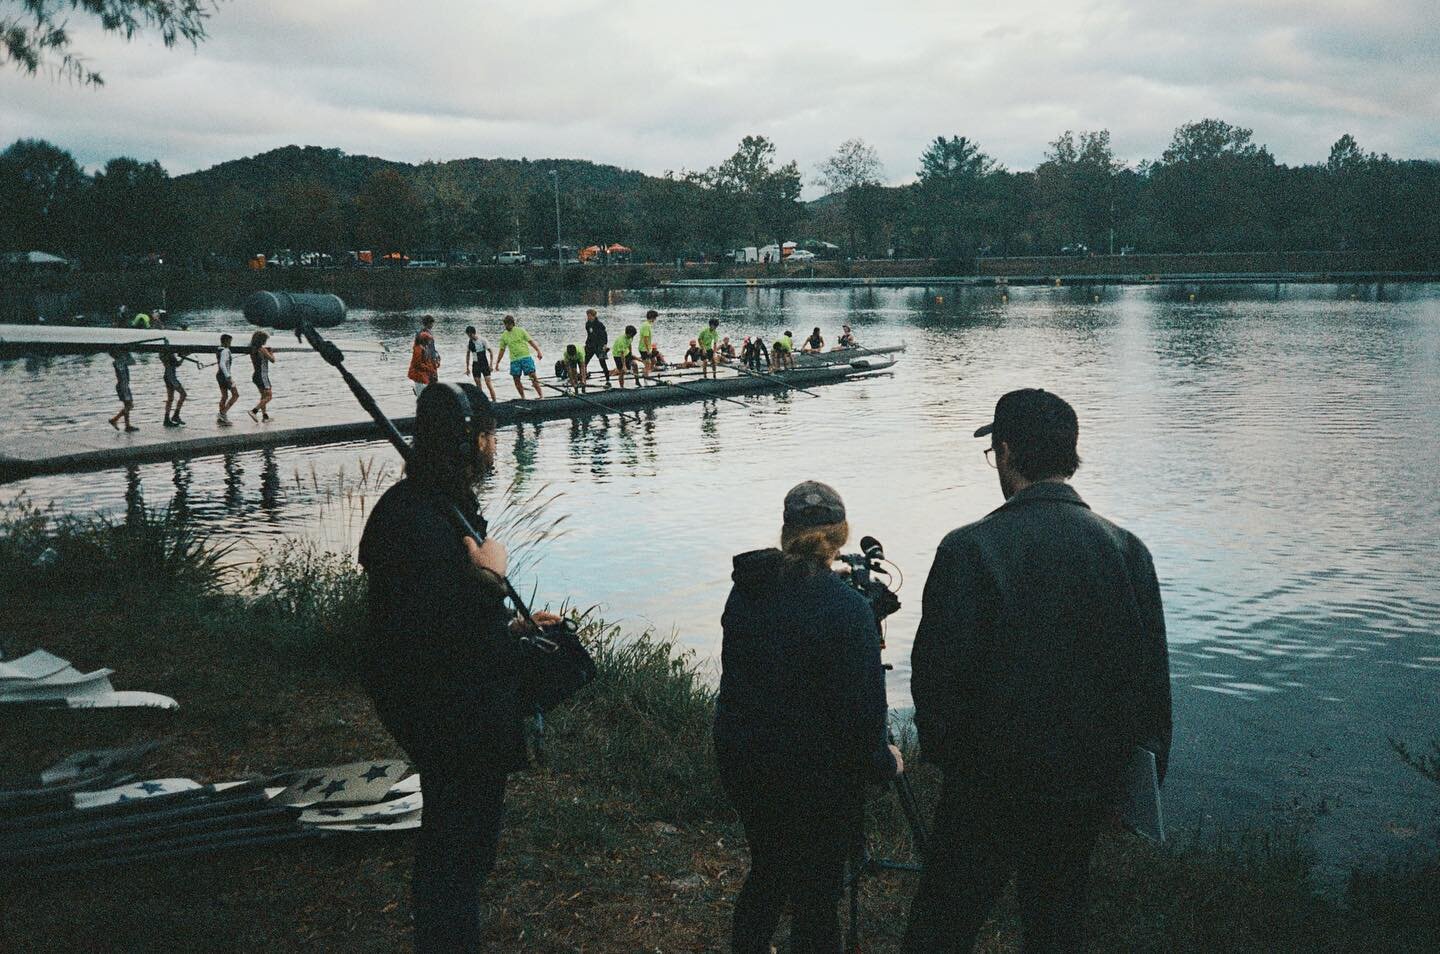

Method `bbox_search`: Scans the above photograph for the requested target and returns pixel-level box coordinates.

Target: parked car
[494,250,527,265]
[1059,243,1089,256]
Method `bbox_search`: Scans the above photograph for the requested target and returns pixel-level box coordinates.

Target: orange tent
[578,245,603,263]
[606,244,632,254]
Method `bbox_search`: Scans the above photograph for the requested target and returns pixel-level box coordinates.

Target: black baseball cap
[973,388,1078,443]
[783,481,846,527]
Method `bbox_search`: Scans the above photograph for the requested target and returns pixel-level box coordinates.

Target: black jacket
[911,481,1171,801]
[584,317,607,349]
[357,478,527,773]
[714,549,898,786]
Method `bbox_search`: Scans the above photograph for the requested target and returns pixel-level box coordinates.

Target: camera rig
[837,535,902,629]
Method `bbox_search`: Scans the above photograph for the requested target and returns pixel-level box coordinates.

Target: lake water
[3,283,1438,874]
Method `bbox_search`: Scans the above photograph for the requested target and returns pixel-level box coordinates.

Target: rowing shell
[0,324,387,359]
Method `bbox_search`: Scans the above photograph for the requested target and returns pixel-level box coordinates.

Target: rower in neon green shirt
[697,319,720,379]
[495,315,544,399]
[130,313,151,329]
[611,324,637,388]
[638,309,658,375]
[778,330,796,370]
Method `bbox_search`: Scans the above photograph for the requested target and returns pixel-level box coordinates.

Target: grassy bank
[1,508,1436,952]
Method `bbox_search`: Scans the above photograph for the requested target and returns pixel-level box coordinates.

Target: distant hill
[176,144,655,202]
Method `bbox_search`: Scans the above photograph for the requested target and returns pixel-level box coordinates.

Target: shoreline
[1,508,1436,951]
[5,249,1440,322]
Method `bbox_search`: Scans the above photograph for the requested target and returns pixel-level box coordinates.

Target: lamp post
[549,169,562,269]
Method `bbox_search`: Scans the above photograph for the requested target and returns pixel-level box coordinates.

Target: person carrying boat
[108,349,139,432]
[715,481,902,952]
[495,315,545,400]
[160,346,187,427]
[802,327,825,353]
[464,326,498,403]
[216,334,240,426]
[638,310,659,376]
[248,330,277,422]
[358,383,561,953]
[408,316,442,397]
[837,325,857,349]
[583,309,611,387]
[698,318,721,379]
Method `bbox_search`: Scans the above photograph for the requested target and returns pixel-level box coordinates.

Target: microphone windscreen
[243,291,347,330]
[859,535,882,554]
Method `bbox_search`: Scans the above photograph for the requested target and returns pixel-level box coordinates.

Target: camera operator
[903,389,1171,954]
[714,481,903,954]
[358,383,555,952]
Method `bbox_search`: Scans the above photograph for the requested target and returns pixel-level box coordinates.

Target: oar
[641,373,751,410]
[537,380,643,423]
[727,361,822,397]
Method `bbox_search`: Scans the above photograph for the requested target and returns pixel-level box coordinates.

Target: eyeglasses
[983,447,997,469]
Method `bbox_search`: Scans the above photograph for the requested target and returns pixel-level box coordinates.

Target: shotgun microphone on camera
[242,291,347,330]
[859,536,884,561]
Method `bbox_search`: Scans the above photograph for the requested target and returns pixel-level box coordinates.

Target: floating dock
[0,349,900,482]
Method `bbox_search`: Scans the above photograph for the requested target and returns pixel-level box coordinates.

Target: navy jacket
[714,549,898,786]
[911,482,1171,802]
[358,478,527,773]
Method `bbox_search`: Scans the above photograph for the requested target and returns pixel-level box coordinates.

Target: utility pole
[549,169,562,269]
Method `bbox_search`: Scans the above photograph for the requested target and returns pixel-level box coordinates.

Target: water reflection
[2,286,1439,869]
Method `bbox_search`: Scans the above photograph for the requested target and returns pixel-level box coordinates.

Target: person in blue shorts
[494,315,545,400]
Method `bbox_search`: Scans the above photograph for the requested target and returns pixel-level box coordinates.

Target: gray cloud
[1,0,1435,191]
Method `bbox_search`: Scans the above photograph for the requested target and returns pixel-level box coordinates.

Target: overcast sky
[3,0,1437,193]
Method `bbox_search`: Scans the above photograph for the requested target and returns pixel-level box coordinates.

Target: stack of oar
[0,756,423,880]
[0,649,178,710]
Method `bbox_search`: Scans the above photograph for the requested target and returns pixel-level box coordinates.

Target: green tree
[84,155,175,259]
[0,137,87,253]
[355,169,424,256]
[816,138,884,255]
[914,135,1000,258]
[1033,129,1121,253]
[1146,118,1278,251]
[1,0,224,87]
[705,135,805,249]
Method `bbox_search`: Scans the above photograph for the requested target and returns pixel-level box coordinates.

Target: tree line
[3,119,1438,268]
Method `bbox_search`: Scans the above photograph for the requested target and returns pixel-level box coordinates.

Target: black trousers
[903,781,1103,954]
[723,770,863,954]
[409,752,508,954]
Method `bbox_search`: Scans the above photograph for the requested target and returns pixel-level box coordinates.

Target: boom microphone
[243,291,347,330]
[859,535,884,560]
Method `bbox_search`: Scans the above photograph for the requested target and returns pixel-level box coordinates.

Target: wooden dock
[0,352,898,482]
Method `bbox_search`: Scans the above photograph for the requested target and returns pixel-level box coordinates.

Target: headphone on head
[416,382,489,464]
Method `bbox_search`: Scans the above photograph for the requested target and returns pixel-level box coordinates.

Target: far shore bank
[6,249,1440,322]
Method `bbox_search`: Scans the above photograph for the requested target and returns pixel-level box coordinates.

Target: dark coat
[910,481,1171,802]
[714,549,898,787]
[357,478,528,773]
